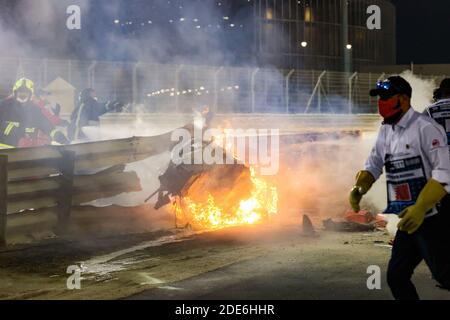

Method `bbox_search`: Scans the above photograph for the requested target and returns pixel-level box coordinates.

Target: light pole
[341,0,351,74]
[346,43,353,73]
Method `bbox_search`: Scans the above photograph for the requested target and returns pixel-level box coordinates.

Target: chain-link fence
[0,57,445,114]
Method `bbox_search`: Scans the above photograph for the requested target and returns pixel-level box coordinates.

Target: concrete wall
[100,113,382,135]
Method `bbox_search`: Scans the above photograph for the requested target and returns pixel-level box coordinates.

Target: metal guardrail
[0,129,188,246]
[0,57,445,114]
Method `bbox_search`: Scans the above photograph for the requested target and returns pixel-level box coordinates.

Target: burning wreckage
[146,134,278,230]
[0,111,385,248]
[145,126,382,234]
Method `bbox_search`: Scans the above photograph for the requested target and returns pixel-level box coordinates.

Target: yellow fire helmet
[13,77,35,95]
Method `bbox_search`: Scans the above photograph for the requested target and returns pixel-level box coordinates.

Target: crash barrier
[0,127,187,246]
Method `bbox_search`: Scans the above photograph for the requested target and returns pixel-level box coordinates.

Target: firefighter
[348,76,450,300]
[68,88,124,142]
[424,78,450,154]
[0,78,68,149]
[21,89,69,147]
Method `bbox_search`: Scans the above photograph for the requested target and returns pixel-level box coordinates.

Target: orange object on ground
[374,214,388,228]
[344,209,373,224]
[344,209,388,229]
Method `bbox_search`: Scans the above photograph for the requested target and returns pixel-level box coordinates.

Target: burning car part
[147,136,278,230]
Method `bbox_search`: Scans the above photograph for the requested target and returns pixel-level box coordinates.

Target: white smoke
[400,70,436,112]
[0,0,92,58]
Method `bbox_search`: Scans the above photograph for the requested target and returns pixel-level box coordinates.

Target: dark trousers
[387,195,450,300]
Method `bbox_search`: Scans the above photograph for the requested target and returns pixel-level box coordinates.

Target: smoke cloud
[0,0,259,66]
[400,70,436,112]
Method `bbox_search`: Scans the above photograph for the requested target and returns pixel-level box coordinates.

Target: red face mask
[378,96,401,119]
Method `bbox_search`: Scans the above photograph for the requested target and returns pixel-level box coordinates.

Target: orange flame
[173,167,278,230]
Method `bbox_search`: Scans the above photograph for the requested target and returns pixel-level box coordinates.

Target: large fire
[173,167,278,230]
[169,121,278,230]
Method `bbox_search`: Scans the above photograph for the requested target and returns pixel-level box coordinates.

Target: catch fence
[0,57,444,114]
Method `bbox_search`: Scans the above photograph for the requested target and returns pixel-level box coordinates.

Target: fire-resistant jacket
[0,97,67,149]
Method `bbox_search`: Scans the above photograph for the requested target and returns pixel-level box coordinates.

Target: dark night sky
[2,0,450,65]
[392,0,450,64]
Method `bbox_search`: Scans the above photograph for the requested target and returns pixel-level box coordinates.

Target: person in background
[34,89,67,126]
[0,78,68,149]
[424,78,450,155]
[20,89,69,147]
[68,88,124,141]
[348,76,450,300]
